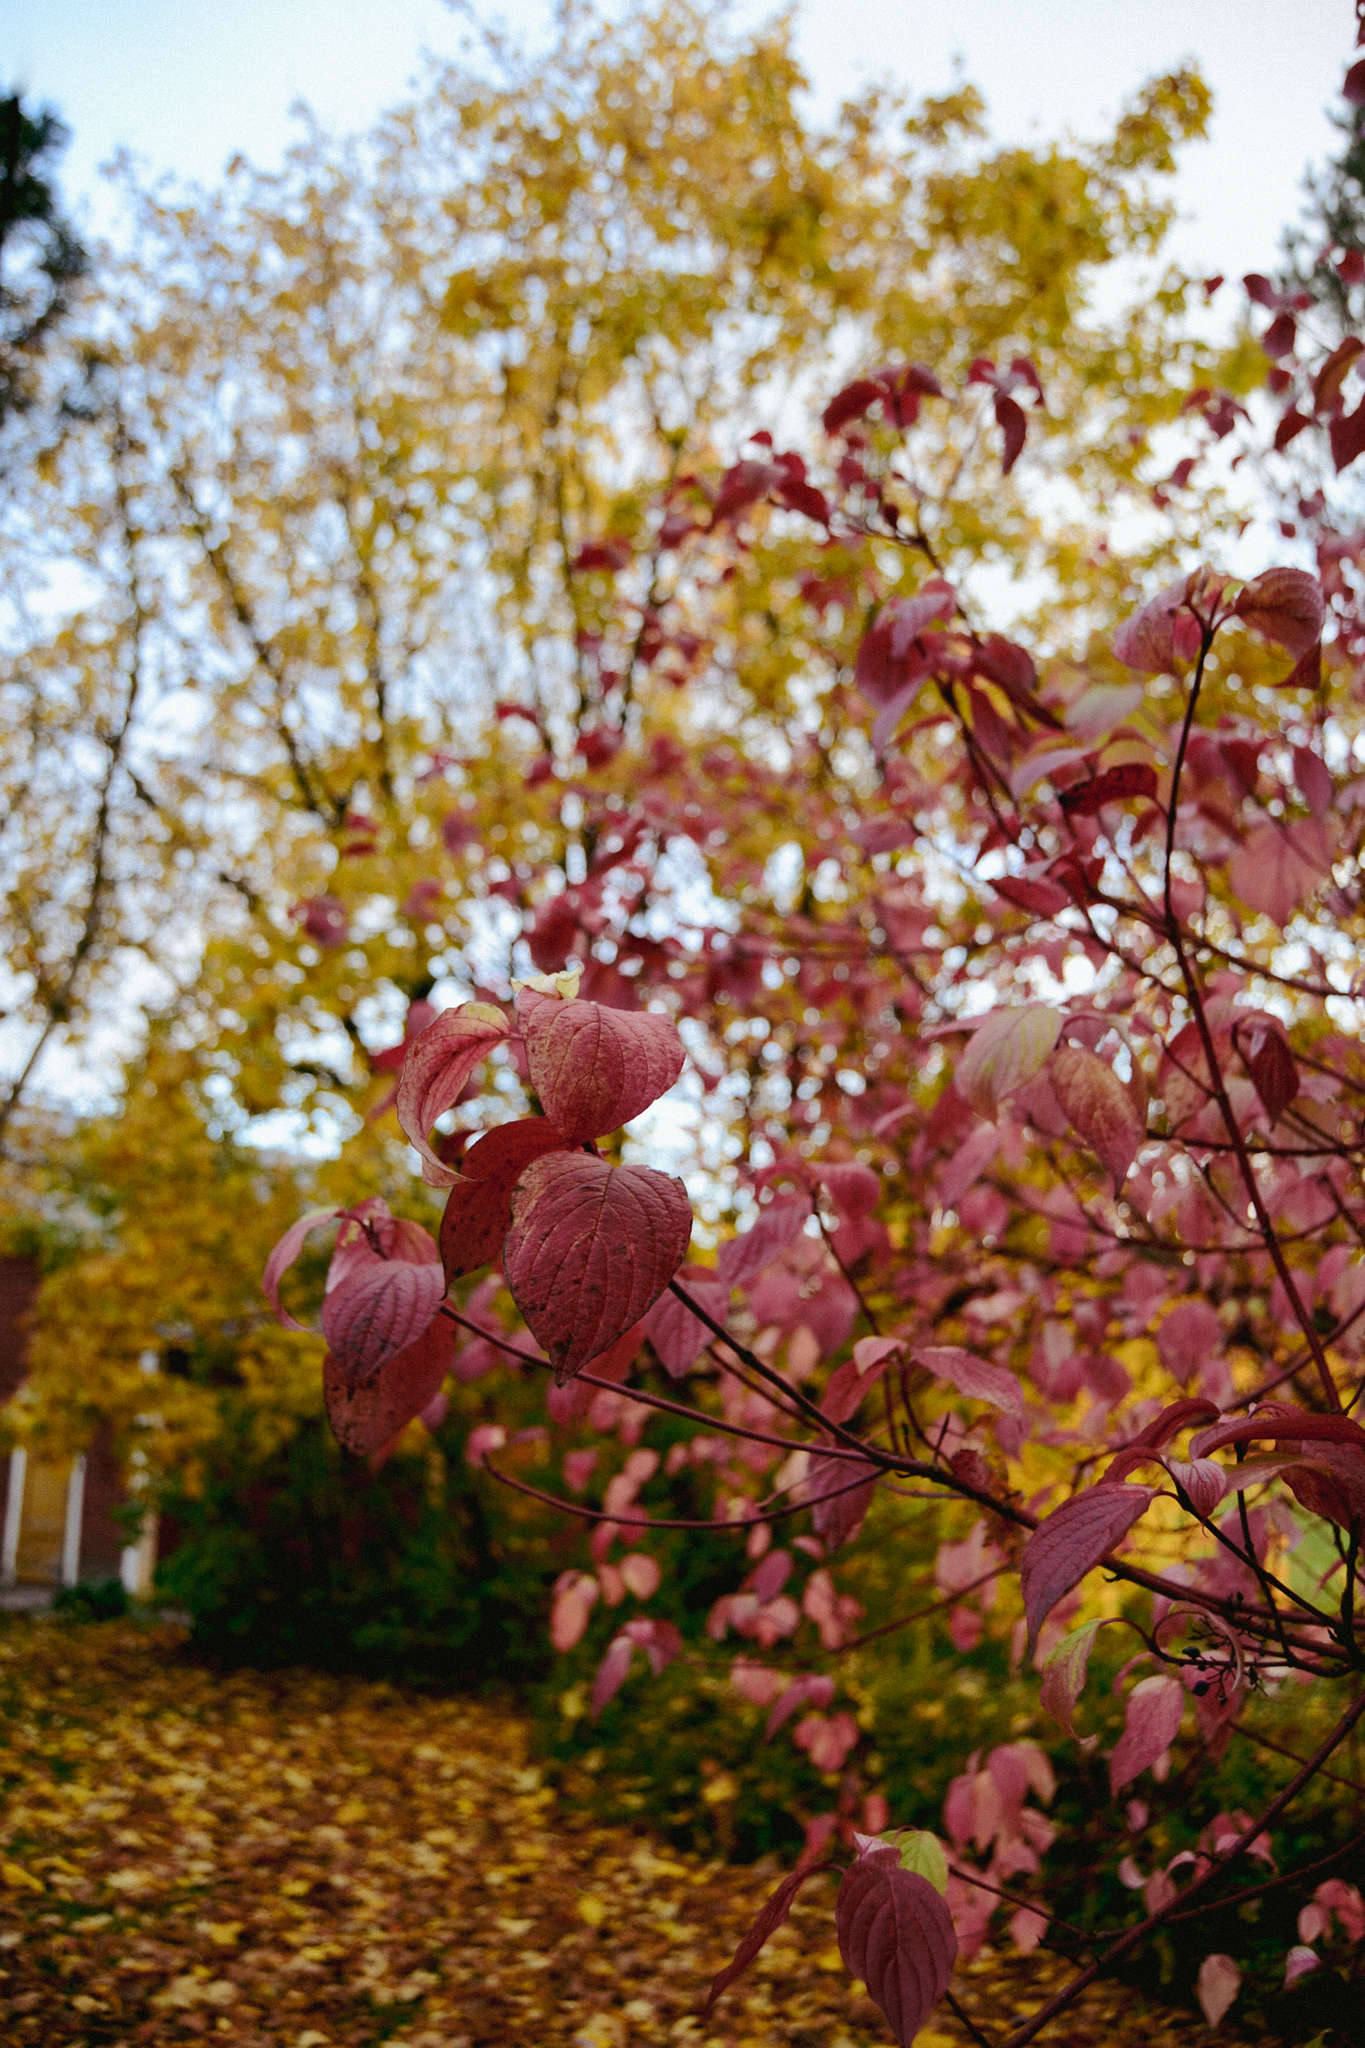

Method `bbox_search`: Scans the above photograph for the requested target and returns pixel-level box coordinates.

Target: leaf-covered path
[0,1619,1258,2046]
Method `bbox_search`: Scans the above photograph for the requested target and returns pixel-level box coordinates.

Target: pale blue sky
[4,1,1360,280]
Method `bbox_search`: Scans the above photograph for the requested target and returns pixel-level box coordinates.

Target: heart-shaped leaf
[835,1848,957,2046]
[439,1116,568,1282]
[1110,1673,1185,1793]
[956,1005,1062,1122]
[1050,1044,1145,1185]
[504,1151,693,1381]
[320,1256,446,1386]
[1233,566,1325,656]
[516,991,685,1142]
[397,1002,509,1185]
[645,1265,729,1377]
[323,1311,456,1456]
[808,1450,880,1552]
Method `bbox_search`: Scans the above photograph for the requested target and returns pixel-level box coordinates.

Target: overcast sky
[6,1,1360,281]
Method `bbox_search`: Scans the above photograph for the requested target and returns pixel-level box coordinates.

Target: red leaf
[994,392,1028,475]
[516,991,685,1142]
[854,584,955,706]
[1049,1045,1145,1185]
[913,1344,1024,1418]
[1113,576,1199,673]
[835,1849,958,2046]
[397,1003,509,1185]
[1229,818,1332,925]
[1058,762,1158,816]
[1313,335,1364,415]
[710,458,780,527]
[1155,1302,1225,1388]
[992,874,1070,916]
[264,1207,343,1331]
[808,1450,880,1551]
[955,1005,1061,1120]
[1191,1403,1365,1458]
[1109,1396,1221,1471]
[717,1190,811,1290]
[1233,568,1325,656]
[1345,55,1365,104]
[1110,1674,1185,1794]
[504,1152,693,1381]
[320,1256,446,1386]
[1238,1019,1300,1124]
[1330,399,1365,472]
[323,1312,456,1456]
[701,1861,841,2020]
[645,1265,729,1377]
[439,1117,569,1281]
[822,378,883,436]
[775,476,831,525]
[1274,406,1312,452]
[1020,1483,1155,1656]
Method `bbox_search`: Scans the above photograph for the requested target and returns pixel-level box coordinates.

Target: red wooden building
[0,1254,148,1601]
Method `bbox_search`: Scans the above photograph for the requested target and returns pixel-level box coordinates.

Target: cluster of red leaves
[263,109,1365,2047]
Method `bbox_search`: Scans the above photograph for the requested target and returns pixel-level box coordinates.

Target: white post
[1,1448,25,1586]
[62,1454,86,1588]
[120,1512,157,1600]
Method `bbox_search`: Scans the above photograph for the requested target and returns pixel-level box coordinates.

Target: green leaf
[891,1829,949,1896]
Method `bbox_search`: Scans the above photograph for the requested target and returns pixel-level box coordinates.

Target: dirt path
[0,1618,1250,2046]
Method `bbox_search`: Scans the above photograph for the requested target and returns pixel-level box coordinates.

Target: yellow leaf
[2,1859,44,1891]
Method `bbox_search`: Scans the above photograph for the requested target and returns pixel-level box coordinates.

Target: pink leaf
[1156,1300,1223,1387]
[551,1570,599,1650]
[913,1344,1024,1418]
[793,1709,860,1771]
[396,1003,509,1185]
[1010,1907,1048,1954]
[438,1116,569,1281]
[766,1673,836,1738]
[835,1848,958,2047]
[1040,1618,1106,1738]
[1284,1944,1320,1988]
[1049,1045,1144,1185]
[808,1450,880,1551]
[1021,1484,1154,1657]
[956,1005,1061,1121]
[1196,1953,1241,2028]
[1166,1457,1228,1518]
[1113,577,1199,673]
[263,1207,342,1331]
[504,1152,693,1382]
[1230,819,1332,925]
[320,1254,446,1386]
[619,1552,660,1598]
[701,1860,841,2020]
[717,1190,811,1290]
[516,991,685,1142]
[645,1264,729,1377]
[323,1312,456,1456]
[821,1337,899,1425]
[1110,1673,1185,1794]
[1233,568,1325,657]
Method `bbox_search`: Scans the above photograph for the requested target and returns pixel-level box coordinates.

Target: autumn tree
[17,5,1364,2039]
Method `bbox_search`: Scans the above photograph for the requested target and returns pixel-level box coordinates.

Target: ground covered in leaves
[0,1617,1270,2047]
